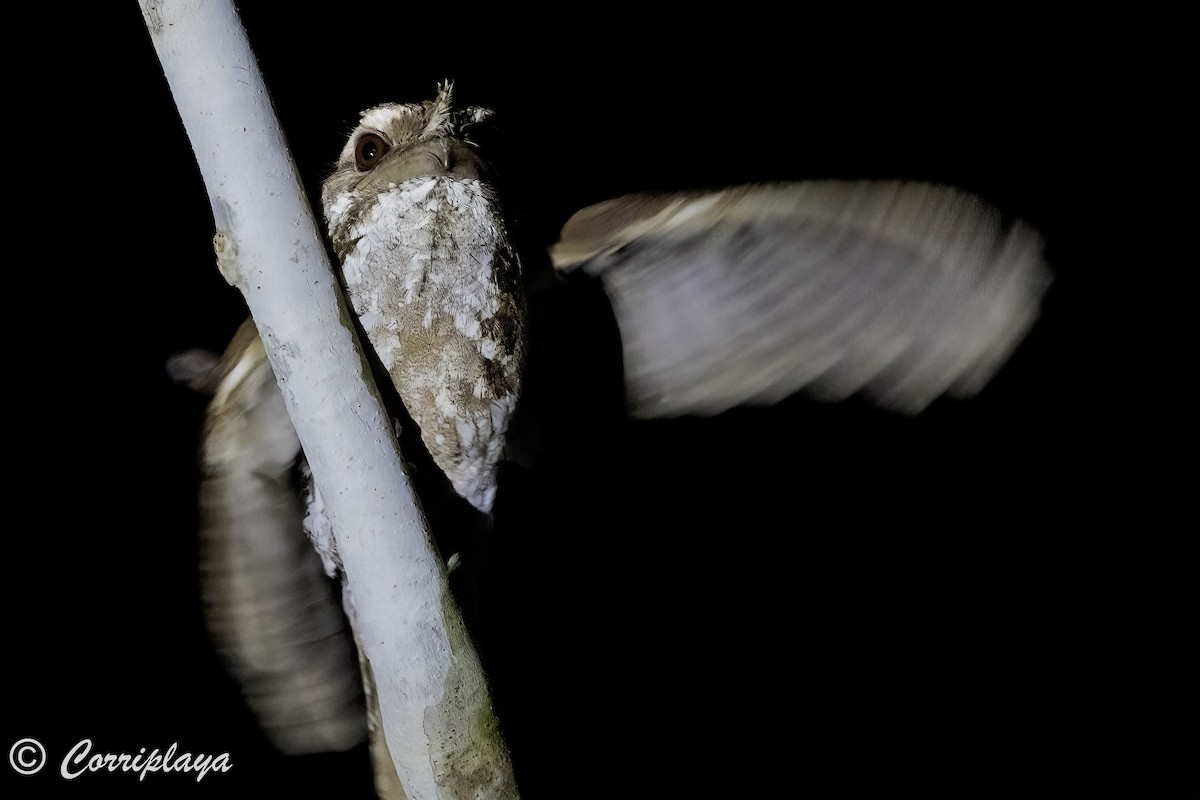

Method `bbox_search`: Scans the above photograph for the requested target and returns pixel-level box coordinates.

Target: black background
[5,4,1194,798]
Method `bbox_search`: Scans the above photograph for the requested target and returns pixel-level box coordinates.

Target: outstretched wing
[179,320,367,755]
[550,181,1051,417]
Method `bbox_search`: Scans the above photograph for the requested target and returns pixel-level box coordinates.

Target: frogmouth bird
[321,83,526,516]
[175,81,1052,793]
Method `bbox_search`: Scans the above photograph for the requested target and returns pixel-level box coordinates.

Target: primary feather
[551,181,1051,417]
[190,321,367,755]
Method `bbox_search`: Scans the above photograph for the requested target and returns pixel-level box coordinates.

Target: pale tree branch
[138,1,518,797]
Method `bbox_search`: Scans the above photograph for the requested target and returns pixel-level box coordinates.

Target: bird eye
[354,133,390,171]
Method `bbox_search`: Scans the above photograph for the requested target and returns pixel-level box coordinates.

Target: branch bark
[138,2,517,797]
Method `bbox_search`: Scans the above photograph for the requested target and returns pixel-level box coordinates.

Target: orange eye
[354,133,390,171]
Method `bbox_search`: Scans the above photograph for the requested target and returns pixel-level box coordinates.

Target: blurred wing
[549,181,1051,417]
[193,320,367,754]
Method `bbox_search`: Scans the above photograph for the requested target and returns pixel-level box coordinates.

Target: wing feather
[195,320,367,754]
[550,181,1051,416]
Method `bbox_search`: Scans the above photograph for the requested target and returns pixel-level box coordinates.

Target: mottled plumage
[178,84,1053,791]
[321,83,526,514]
